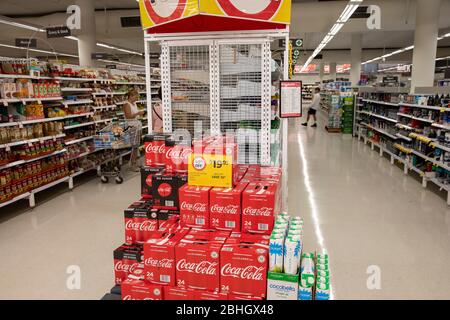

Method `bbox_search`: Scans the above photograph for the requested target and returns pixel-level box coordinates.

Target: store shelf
[411,149,435,162]
[0,148,67,170]
[0,134,66,149]
[114,81,145,85]
[431,123,450,130]
[112,92,127,96]
[394,143,412,154]
[68,148,101,161]
[0,192,31,209]
[64,122,95,130]
[63,112,94,119]
[1,97,63,105]
[396,133,412,142]
[20,117,65,125]
[65,136,93,146]
[92,92,113,97]
[430,142,450,153]
[396,123,415,131]
[92,105,117,111]
[61,88,92,92]
[399,102,449,111]
[0,74,52,80]
[362,111,398,123]
[409,132,436,143]
[63,99,93,106]
[94,118,116,124]
[31,176,70,194]
[361,99,398,107]
[362,123,398,140]
[0,121,20,128]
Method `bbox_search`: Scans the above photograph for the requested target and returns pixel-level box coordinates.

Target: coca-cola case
[124,201,161,244]
[144,134,166,167]
[193,290,228,300]
[152,173,188,210]
[209,183,248,232]
[164,286,196,300]
[179,185,211,228]
[141,167,164,199]
[143,227,190,287]
[121,278,164,300]
[165,139,192,174]
[175,230,230,292]
[241,182,280,235]
[113,244,143,285]
[220,237,269,298]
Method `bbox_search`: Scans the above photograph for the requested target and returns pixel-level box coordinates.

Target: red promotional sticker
[216,0,282,20]
[144,0,187,25]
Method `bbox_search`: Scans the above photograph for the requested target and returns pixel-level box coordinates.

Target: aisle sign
[280,81,302,118]
[188,153,233,188]
[46,26,71,38]
[15,38,37,48]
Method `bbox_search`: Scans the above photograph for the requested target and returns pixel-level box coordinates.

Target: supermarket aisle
[290,115,450,299]
[0,172,137,300]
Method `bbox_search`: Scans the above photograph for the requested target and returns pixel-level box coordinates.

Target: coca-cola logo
[176,259,218,275]
[144,257,173,269]
[125,220,157,231]
[166,148,192,163]
[220,263,264,280]
[158,183,172,197]
[145,175,152,187]
[180,201,207,212]
[114,261,138,273]
[145,143,165,154]
[242,207,272,216]
[210,204,239,215]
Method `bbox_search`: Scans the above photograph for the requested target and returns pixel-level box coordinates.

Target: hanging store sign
[139,0,292,29]
[188,153,233,188]
[15,38,37,48]
[91,53,109,60]
[280,81,302,118]
[46,26,71,38]
[279,38,303,48]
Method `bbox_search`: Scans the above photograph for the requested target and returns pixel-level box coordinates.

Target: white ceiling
[0,0,449,64]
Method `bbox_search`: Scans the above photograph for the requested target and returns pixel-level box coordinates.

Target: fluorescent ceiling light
[0,16,45,32]
[0,43,78,58]
[300,0,363,72]
[96,42,143,56]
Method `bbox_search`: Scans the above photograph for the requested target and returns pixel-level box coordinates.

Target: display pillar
[329,62,337,81]
[350,33,362,86]
[76,0,97,67]
[319,63,325,83]
[410,0,441,92]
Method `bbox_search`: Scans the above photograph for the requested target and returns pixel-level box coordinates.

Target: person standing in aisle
[124,88,145,171]
[302,87,321,127]
[152,87,163,133]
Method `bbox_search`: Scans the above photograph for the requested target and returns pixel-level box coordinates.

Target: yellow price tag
[188,153,232,188]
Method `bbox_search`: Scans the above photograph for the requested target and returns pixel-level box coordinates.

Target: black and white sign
[280,81,302,118]
[383,76,399,84]
[15,38,37,48]
[279,38,303,48]
[106,65,117,69]
[91,53,109,60]
[46,26,71,38]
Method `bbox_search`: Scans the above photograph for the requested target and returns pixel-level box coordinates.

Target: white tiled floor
[1,114,450,299]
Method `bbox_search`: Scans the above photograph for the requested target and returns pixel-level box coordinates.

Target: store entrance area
[1,115,449,300]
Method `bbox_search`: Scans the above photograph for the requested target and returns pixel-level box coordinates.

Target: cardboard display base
[325,126,341,133]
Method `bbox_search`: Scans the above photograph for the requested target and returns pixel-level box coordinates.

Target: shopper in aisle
[302,88,321,128]
[152,87,163,133]
[124,88,145,171]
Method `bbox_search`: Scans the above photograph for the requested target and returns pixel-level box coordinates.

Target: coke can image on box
[179,185,211,228]
[143,227,190,287]
[152,173,187,210]
[165,138,192,173]
[113,244,143,285]
[175,230,230,292]
[141,167,164,199]
[220,236,269,298]
[209,183,248,232]
[242,182,280,235]
[164,286,196,300]
[122,278,164,300]
[144,134,166,167]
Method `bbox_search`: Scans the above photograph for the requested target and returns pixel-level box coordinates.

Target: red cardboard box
[143,227,190,286]
[228,294,264,300]
[122,278,164,300]
[152,173,187,210]
[175,229,230,292]
[179,185,211,228]
[241,182,280,234]
[193,290,228,300]
[209,183,248,232]
[164,286,196,300]
[220,236,269,298]
[141,167,164,199]
[113,244,143,285]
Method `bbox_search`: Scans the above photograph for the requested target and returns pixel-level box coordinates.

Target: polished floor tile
[0,113,449,299]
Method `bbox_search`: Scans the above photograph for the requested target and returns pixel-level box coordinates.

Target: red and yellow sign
[139,0,199,29]
[200,0,291,24]
[188,153,233,188]
[139,0,291,29]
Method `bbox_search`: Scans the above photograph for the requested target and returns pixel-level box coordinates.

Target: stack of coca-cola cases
[114,133,282,300]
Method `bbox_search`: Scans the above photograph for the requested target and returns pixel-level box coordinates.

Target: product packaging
[179,185,211,228]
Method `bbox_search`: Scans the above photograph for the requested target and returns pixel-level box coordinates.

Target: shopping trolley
[94,120,142,184]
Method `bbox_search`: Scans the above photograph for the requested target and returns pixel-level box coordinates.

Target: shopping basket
[94,120,142,184]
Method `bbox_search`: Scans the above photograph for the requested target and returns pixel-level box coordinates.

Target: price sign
[280,81,302,118]
[188,153,233,188]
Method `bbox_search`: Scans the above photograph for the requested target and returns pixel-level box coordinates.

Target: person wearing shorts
[302,87,321,128]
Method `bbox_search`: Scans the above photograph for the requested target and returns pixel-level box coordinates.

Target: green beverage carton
[315,283,330,300]
[316,258,328,265]
[298,278,314,300]
[317,269,330,277]
[316,276,329,285]
[317,253,328,260]
[316,263,329,271]
[269,233,285,273]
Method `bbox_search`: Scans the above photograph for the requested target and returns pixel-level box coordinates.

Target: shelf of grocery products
[94,118,116,124]
[65,136,93,146]
[0,148,67,170]
[92,105,117,111]
[61,87,92,92]
[63,99,93,106]
[0,133,66,149]
[397,113,434,123]
[361,99,398,106]
[395,133,412,142]
[399,102,449,111]
[362,123,398,140]
[360,111,398,123]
